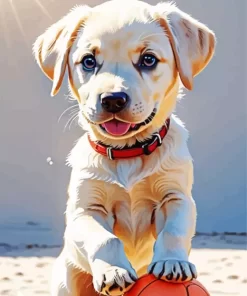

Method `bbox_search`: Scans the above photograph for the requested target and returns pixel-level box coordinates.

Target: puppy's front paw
[93,266,137,296]
[148,259,197,283]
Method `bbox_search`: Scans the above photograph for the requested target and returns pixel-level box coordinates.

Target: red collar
[88,118,170,160]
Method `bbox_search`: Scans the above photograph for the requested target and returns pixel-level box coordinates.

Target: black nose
[100,92,129,113]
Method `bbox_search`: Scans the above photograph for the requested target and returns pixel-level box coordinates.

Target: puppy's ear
[153,3,216,90]
[33,6,91,96]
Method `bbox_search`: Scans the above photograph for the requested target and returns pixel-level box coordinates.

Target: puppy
[33,1,215,295]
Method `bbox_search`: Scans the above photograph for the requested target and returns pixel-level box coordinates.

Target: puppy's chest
[113,198,154,240]
[110,188,159,270]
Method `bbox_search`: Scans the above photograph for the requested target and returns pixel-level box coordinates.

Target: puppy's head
[33,0,215,146]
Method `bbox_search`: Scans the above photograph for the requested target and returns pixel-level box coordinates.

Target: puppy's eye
[81,55,96,72]
[139,54,159,69]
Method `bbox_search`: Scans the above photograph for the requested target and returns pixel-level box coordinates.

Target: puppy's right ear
[33,6,91,96]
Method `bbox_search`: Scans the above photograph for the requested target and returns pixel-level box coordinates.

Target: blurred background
[0,0,246,248]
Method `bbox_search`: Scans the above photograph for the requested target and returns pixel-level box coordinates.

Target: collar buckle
[106,147,114,160]
[153,132,162,147]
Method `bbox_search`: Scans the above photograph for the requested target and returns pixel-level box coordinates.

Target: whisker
[63,117,74,132]
[64,114,78,131]
[68,96,77,102]
[68,111,80,121]
[34,0,52,19]
[68,109,79,116]
[69,114,79,130]
[58,105,79,123]
[64,92,78,102]
[67,110,79,122]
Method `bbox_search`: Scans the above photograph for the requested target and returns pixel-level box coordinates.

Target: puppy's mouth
[100,120,136,136]
[99,108,157,137]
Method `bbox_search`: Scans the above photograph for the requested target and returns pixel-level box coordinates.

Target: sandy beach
[0,234,246,296]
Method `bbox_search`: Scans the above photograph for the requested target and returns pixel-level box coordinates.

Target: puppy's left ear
[33,5,91,96]
[153,3,216,90]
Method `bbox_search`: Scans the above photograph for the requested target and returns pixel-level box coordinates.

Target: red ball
[125,274,210,296]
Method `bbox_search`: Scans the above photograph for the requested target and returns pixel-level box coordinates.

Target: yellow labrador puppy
[33,1,215,295]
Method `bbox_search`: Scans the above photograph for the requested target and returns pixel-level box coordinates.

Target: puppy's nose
[100,92,129,113]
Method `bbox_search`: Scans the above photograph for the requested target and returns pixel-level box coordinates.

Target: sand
[0,234,246,296]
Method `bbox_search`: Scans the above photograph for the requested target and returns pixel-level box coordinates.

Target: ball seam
[137,279,159,296]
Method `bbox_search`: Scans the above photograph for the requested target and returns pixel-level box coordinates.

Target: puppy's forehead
[77,0,159,45]
[76,16,169,59]
[81,21,162,47]
[82,1,152,39]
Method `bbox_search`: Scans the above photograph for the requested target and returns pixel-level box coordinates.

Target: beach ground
[0,234,246,296]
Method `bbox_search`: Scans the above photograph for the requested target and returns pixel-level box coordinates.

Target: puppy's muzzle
[100,92,129,114]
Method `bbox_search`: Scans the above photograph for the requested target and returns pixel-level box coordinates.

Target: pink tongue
[102,120,131,136]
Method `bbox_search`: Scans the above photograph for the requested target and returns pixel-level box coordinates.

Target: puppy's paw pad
[148,259,197,283]
[94,267,137,296]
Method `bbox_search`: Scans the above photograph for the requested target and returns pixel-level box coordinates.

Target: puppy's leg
[51,248,99,296]
[73,272,99,296]
[65,179,137,296]
[148,192,197,282]
[51,253,70,296]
